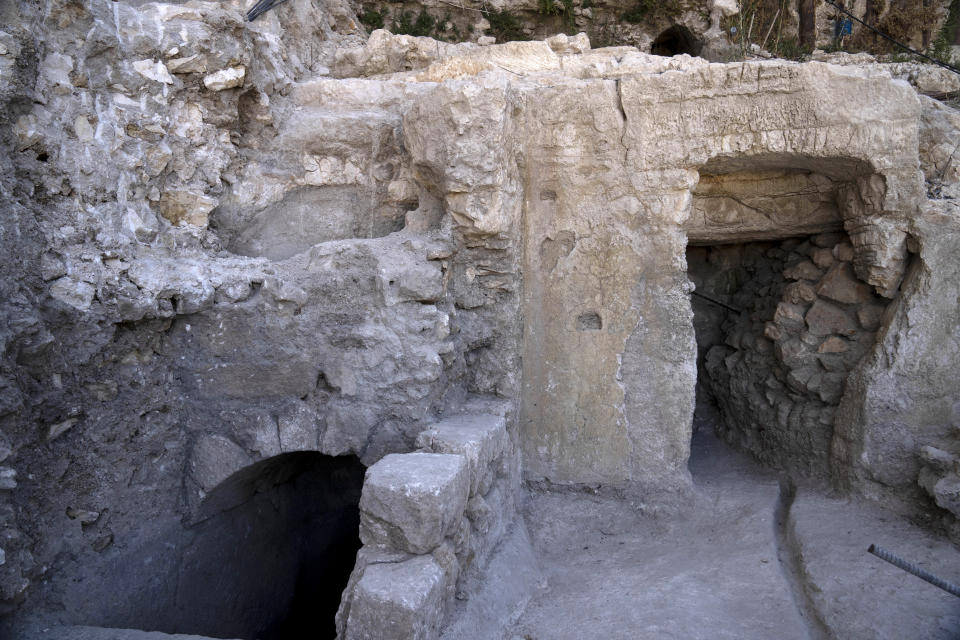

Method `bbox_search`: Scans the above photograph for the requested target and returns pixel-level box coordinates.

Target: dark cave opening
[142,452,365,640]
[651,25,702,57]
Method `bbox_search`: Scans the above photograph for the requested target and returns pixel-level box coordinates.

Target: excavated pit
[69,452,366,640]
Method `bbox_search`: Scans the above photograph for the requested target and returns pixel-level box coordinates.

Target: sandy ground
[507,429,960,640]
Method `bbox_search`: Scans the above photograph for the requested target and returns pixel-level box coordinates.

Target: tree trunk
[798,0,815,49]
[863,0,878,48]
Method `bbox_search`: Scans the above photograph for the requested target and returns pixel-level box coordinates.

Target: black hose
[824,0,960,76]
[691,290,743,314]
[246,0,290,21]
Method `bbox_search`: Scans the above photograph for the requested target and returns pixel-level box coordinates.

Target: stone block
[832,242,855,262]
[817,336,849,353]
[415,413,507,496]
[344,555,446,640]
[817,353,846,373]
[812,232,845,248]
[934,474,960,516]
[783,259,823,281]
[775,338,813,369]
[786,366,817,394]
[360,453,469,554]
[773,302,806,331]
[857,303,885,331]
[919,445,958,473]
[806,300,857,336]
[783,281,817,305]
[203,66,245,91]
[811,247,835,269]
[816,263,873,304]
[763,322,782,341]
[818,372,847,404]
[187,434,251,494]
[335,546,413,637]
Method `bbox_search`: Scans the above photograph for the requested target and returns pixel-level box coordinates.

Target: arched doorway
[651,25,702,56]
[75,452,366,640]
[182,452,366,640]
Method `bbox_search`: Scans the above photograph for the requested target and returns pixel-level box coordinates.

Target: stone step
[359,452,470,555]
[416,412,508,497]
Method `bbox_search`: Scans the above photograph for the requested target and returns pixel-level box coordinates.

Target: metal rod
[246,0,290,21]
[868,544,960,598]
[691,290,743,314]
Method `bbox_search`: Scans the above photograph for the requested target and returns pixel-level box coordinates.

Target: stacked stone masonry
[691,232,892,478]
[337,410,515,639]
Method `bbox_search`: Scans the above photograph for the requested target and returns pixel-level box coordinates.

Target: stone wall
[0,1,524,624]
[4,5,960,635]
[335,405,519,639]
[690,232,892,478]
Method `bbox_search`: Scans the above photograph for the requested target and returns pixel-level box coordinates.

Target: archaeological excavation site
[3,0,960,638]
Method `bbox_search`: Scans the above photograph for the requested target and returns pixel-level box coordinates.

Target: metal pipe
[868,544,960,598]
[246,0,290,22]
[690,290,743,314]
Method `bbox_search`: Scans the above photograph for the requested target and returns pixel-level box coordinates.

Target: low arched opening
[651,25,702,56]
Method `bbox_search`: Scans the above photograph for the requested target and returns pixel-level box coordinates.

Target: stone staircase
[336,406,521,640]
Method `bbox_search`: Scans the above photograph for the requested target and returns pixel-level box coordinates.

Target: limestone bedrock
[4,0,960,633]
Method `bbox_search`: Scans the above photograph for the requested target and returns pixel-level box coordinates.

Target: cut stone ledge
[416,413,507,496]
[360,452,469,554]
[344,555,446,640]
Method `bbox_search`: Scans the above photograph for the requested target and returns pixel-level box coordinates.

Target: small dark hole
[576,312,602,331]
[36,152,49,162]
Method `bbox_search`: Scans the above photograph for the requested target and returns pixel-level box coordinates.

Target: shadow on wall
[70,453,366,640]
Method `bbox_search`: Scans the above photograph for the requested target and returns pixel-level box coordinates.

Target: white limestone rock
[359,452,470,554]
[202,66,245,91]
[132,59,174,84]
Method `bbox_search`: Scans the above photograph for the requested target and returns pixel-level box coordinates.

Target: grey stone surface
[415,414,507,496]
[360,453,470,554]
[788,491,960,639]
[9,625,239,640]
[345,555,446,640]
[2,3,960,635]
[509,431,809,640]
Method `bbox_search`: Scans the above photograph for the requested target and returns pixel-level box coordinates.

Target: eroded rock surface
[2,2,960,638]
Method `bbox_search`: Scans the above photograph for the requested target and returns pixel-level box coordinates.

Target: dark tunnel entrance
[651,24,702,56]
[131,452,366,640]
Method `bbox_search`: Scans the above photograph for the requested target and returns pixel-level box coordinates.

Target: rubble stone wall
[690,231,892,478]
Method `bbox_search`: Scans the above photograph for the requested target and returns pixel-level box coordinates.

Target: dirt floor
[508,429,960,640]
